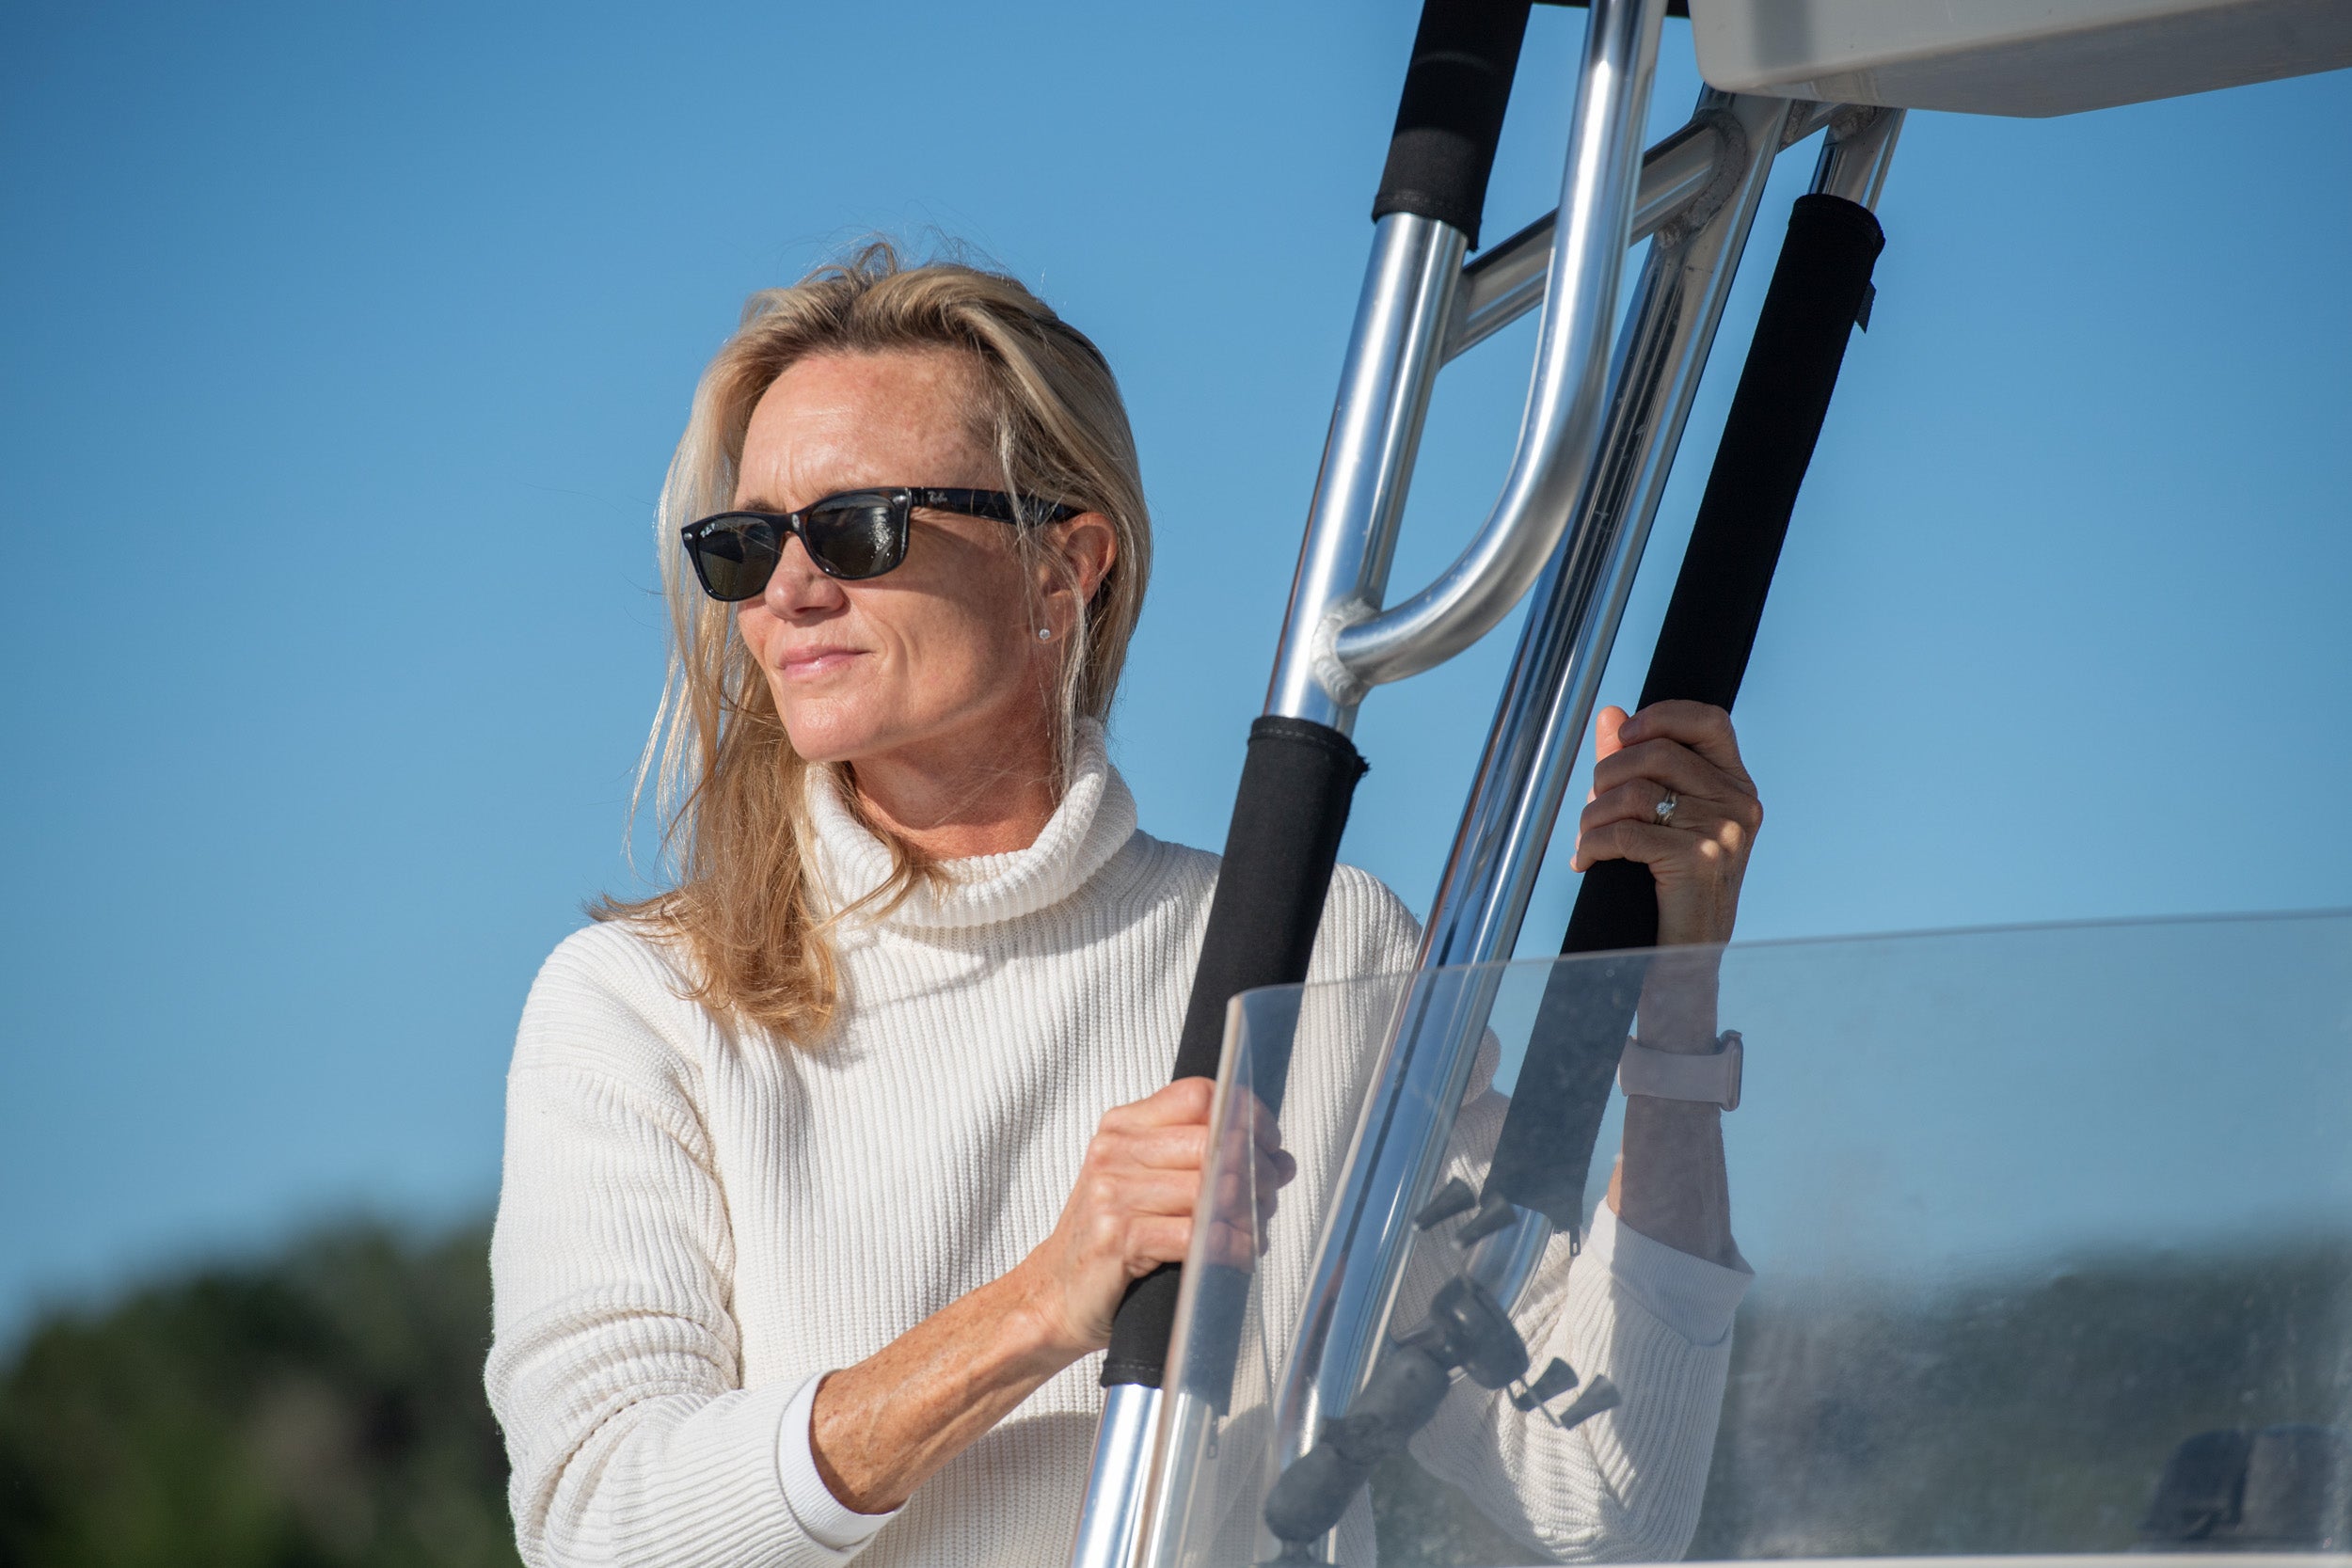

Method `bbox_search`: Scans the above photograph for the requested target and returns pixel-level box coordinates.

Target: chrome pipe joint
[1263,83,1800,1561]
[1263,212,1467,733]
[1815,103,1906,210]
[1321,0,1669,698]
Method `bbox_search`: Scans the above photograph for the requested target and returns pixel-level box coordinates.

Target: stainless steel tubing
[1814,104,1905,208]
[1262,213,1467,731]
[1454,102,1912,1312]
[1100,214,1470,1568]
[1444,96,1856,368]
[1086,223,1458,1568]
[1127,1360,1217,1568]
[1458,102,1910,1322]
[1068,1383,1162,1568]
[1463,1187,1553,1299]
[1113,203,1468,1568]
[1446,107,1724,363]
[1780,97,1843,149]
[1323,0,1666,698]
[1265,89,1796,1543]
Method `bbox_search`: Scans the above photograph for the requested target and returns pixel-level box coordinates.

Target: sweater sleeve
[485,926,869,1568]
[1311,869,1746,1561]
[1405,1083,1750,1563]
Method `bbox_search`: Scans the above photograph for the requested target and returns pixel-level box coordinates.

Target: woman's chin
[777,685,1037,772]
[780,724,869,768]
[768,679,887,762]
[779,706,935,770]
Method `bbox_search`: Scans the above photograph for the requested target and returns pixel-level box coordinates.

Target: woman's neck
[844,720,1063,863]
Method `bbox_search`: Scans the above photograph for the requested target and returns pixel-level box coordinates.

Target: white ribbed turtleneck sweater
[486,725,1748,1568]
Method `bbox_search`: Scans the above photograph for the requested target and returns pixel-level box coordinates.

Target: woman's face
[730,349,1109,775]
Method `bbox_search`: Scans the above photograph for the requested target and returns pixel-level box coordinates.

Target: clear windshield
[1141,911,2352,1566]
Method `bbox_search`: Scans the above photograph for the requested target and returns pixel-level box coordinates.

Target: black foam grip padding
[1634,194,1885,715]
[1372,0,1535,247]
[1101,716,1367,1390]
[1486,195,1885,1225]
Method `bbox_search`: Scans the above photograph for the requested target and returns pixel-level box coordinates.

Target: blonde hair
[598,242,1152,1042]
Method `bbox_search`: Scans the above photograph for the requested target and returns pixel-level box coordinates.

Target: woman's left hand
[1569,700,1762,947]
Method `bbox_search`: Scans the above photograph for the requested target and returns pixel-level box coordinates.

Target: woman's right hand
[805,1082,1295,1513]
[1013,1077,1295,1362]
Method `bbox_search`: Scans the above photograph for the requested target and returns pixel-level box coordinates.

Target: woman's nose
[762,533,848,616]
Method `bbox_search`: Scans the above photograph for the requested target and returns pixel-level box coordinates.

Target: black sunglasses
[680,486,1080,601]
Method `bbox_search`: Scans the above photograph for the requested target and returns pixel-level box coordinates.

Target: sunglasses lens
[803,499,902,579]
[689,518,780,601]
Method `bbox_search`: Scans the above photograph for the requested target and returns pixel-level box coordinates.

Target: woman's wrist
[992,1258,1090,1374]
[1637,952,1723,1052]
[808,1266,1087,1515]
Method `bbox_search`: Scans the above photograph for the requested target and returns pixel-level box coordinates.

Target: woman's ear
[1045,511,1118,610]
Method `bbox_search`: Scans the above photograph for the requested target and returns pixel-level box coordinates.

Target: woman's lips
[776,645,864,678]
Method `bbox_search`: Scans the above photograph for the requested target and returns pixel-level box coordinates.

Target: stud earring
[1036,626,1053,641]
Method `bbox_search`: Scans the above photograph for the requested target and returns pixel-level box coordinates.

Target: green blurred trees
[3,1220,2344,1567]
[1690,1236,2352,1560]
[0,1222,519,1568]
[1375,1235,2352,1566]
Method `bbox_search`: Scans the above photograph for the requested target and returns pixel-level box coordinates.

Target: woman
[485,245,1765,1567]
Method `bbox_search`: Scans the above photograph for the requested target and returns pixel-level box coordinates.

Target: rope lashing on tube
[1486,193,1889,1228]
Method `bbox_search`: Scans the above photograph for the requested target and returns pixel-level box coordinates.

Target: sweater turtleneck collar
[803,720,1137,931]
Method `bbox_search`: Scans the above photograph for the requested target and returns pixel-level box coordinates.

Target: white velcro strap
[1617,1031,1742,1111]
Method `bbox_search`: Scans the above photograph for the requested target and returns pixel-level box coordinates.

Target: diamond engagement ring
[1654,789,1679,827]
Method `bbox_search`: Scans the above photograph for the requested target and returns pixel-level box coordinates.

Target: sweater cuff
[778,1373,899,1556]
[1585,1203,1752,1347]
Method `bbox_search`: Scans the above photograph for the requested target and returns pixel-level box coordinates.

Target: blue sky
[3,2,2347,1341]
